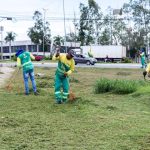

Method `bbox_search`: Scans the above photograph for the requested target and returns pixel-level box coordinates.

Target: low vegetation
[94,78,147,94]
[0,68,150,150]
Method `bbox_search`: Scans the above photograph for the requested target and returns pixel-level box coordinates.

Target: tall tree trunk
[36,44,39,55]
[9,42,11,60]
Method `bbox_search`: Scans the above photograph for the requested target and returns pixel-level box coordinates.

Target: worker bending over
[143,63,150,79]
[53,47,75,104]
[16,49,37,95]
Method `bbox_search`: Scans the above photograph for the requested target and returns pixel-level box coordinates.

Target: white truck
[81,45,126,62]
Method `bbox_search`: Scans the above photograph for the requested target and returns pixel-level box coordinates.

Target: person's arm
[52,49,60,61]
[65,59,75,76]
[146,64,150,73]
[140,52,144,57]
[30,53,35,60]
[17,57,22,68]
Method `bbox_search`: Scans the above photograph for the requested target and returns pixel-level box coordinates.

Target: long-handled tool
[69,85,76,101]
[5,68,21,92]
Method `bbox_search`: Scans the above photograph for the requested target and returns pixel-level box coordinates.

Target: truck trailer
[81,45,126,62]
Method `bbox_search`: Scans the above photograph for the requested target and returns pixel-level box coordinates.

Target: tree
[76,0,103,45]
[101,6,127,46]
[123,0,150,53]
[4,31,17,59]
[53,35,64,46]
[66,32,77,42]
[98,29,110,45]
[28,11,51,55]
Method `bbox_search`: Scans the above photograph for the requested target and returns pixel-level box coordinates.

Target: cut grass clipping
[94,78,146,94]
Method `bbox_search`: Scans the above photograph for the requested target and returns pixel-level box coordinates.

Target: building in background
[0,40,81,59]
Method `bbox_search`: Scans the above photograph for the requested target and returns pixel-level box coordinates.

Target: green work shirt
[18,52,34,72]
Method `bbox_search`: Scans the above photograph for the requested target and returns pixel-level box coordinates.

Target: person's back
[16,50,37,95]
[18,51,33,72]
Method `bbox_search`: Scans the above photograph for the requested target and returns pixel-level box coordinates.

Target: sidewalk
[0,67,15,88]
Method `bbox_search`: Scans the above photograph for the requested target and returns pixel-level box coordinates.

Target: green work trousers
[141,57,146,68]
[54,73,69,103]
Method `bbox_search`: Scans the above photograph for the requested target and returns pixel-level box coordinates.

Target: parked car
[74,54,97,65]
[33,54,44,61]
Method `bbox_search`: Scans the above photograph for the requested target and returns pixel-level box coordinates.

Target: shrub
[113,80,137,94]
[44,56,51,60]
[12,55,17,61]
[121,57,132,63]
[94,78,115,94]
[94,78,140,94]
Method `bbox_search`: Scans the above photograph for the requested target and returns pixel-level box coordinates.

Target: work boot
[56,99,62,104]
[57,101,62,104]
[25,93,29,96]
[62,99,67,104]
[34,92,39,96]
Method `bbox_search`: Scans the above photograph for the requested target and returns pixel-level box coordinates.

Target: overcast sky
[0,0,129,41]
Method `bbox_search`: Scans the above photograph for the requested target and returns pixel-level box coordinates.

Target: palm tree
[5,32,17,59]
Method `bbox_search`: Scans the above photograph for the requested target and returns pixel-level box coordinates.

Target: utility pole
[63,0,67,53]
[43,8,47,56]
[74,11,77,48]
[0,26,4,60]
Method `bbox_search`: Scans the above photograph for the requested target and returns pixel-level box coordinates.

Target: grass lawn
[0,67,150,150]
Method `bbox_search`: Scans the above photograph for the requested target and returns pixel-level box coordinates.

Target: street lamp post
[63,0,67,53]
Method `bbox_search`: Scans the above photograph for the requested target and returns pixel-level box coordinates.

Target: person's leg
[23,71,29,95]
[141,58,144,68]
[62,77,69,103]
[29,70,37,94]
[55,74,62,103]
[144,59,147,68]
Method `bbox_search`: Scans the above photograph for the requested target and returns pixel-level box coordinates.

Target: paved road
[0,62,142,69]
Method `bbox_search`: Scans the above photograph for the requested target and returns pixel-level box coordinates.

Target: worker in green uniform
[140,48,147,68]
[52,47,75,104]
[16,49,37,95]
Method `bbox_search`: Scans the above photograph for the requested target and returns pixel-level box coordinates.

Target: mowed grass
[0,68,150,150]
